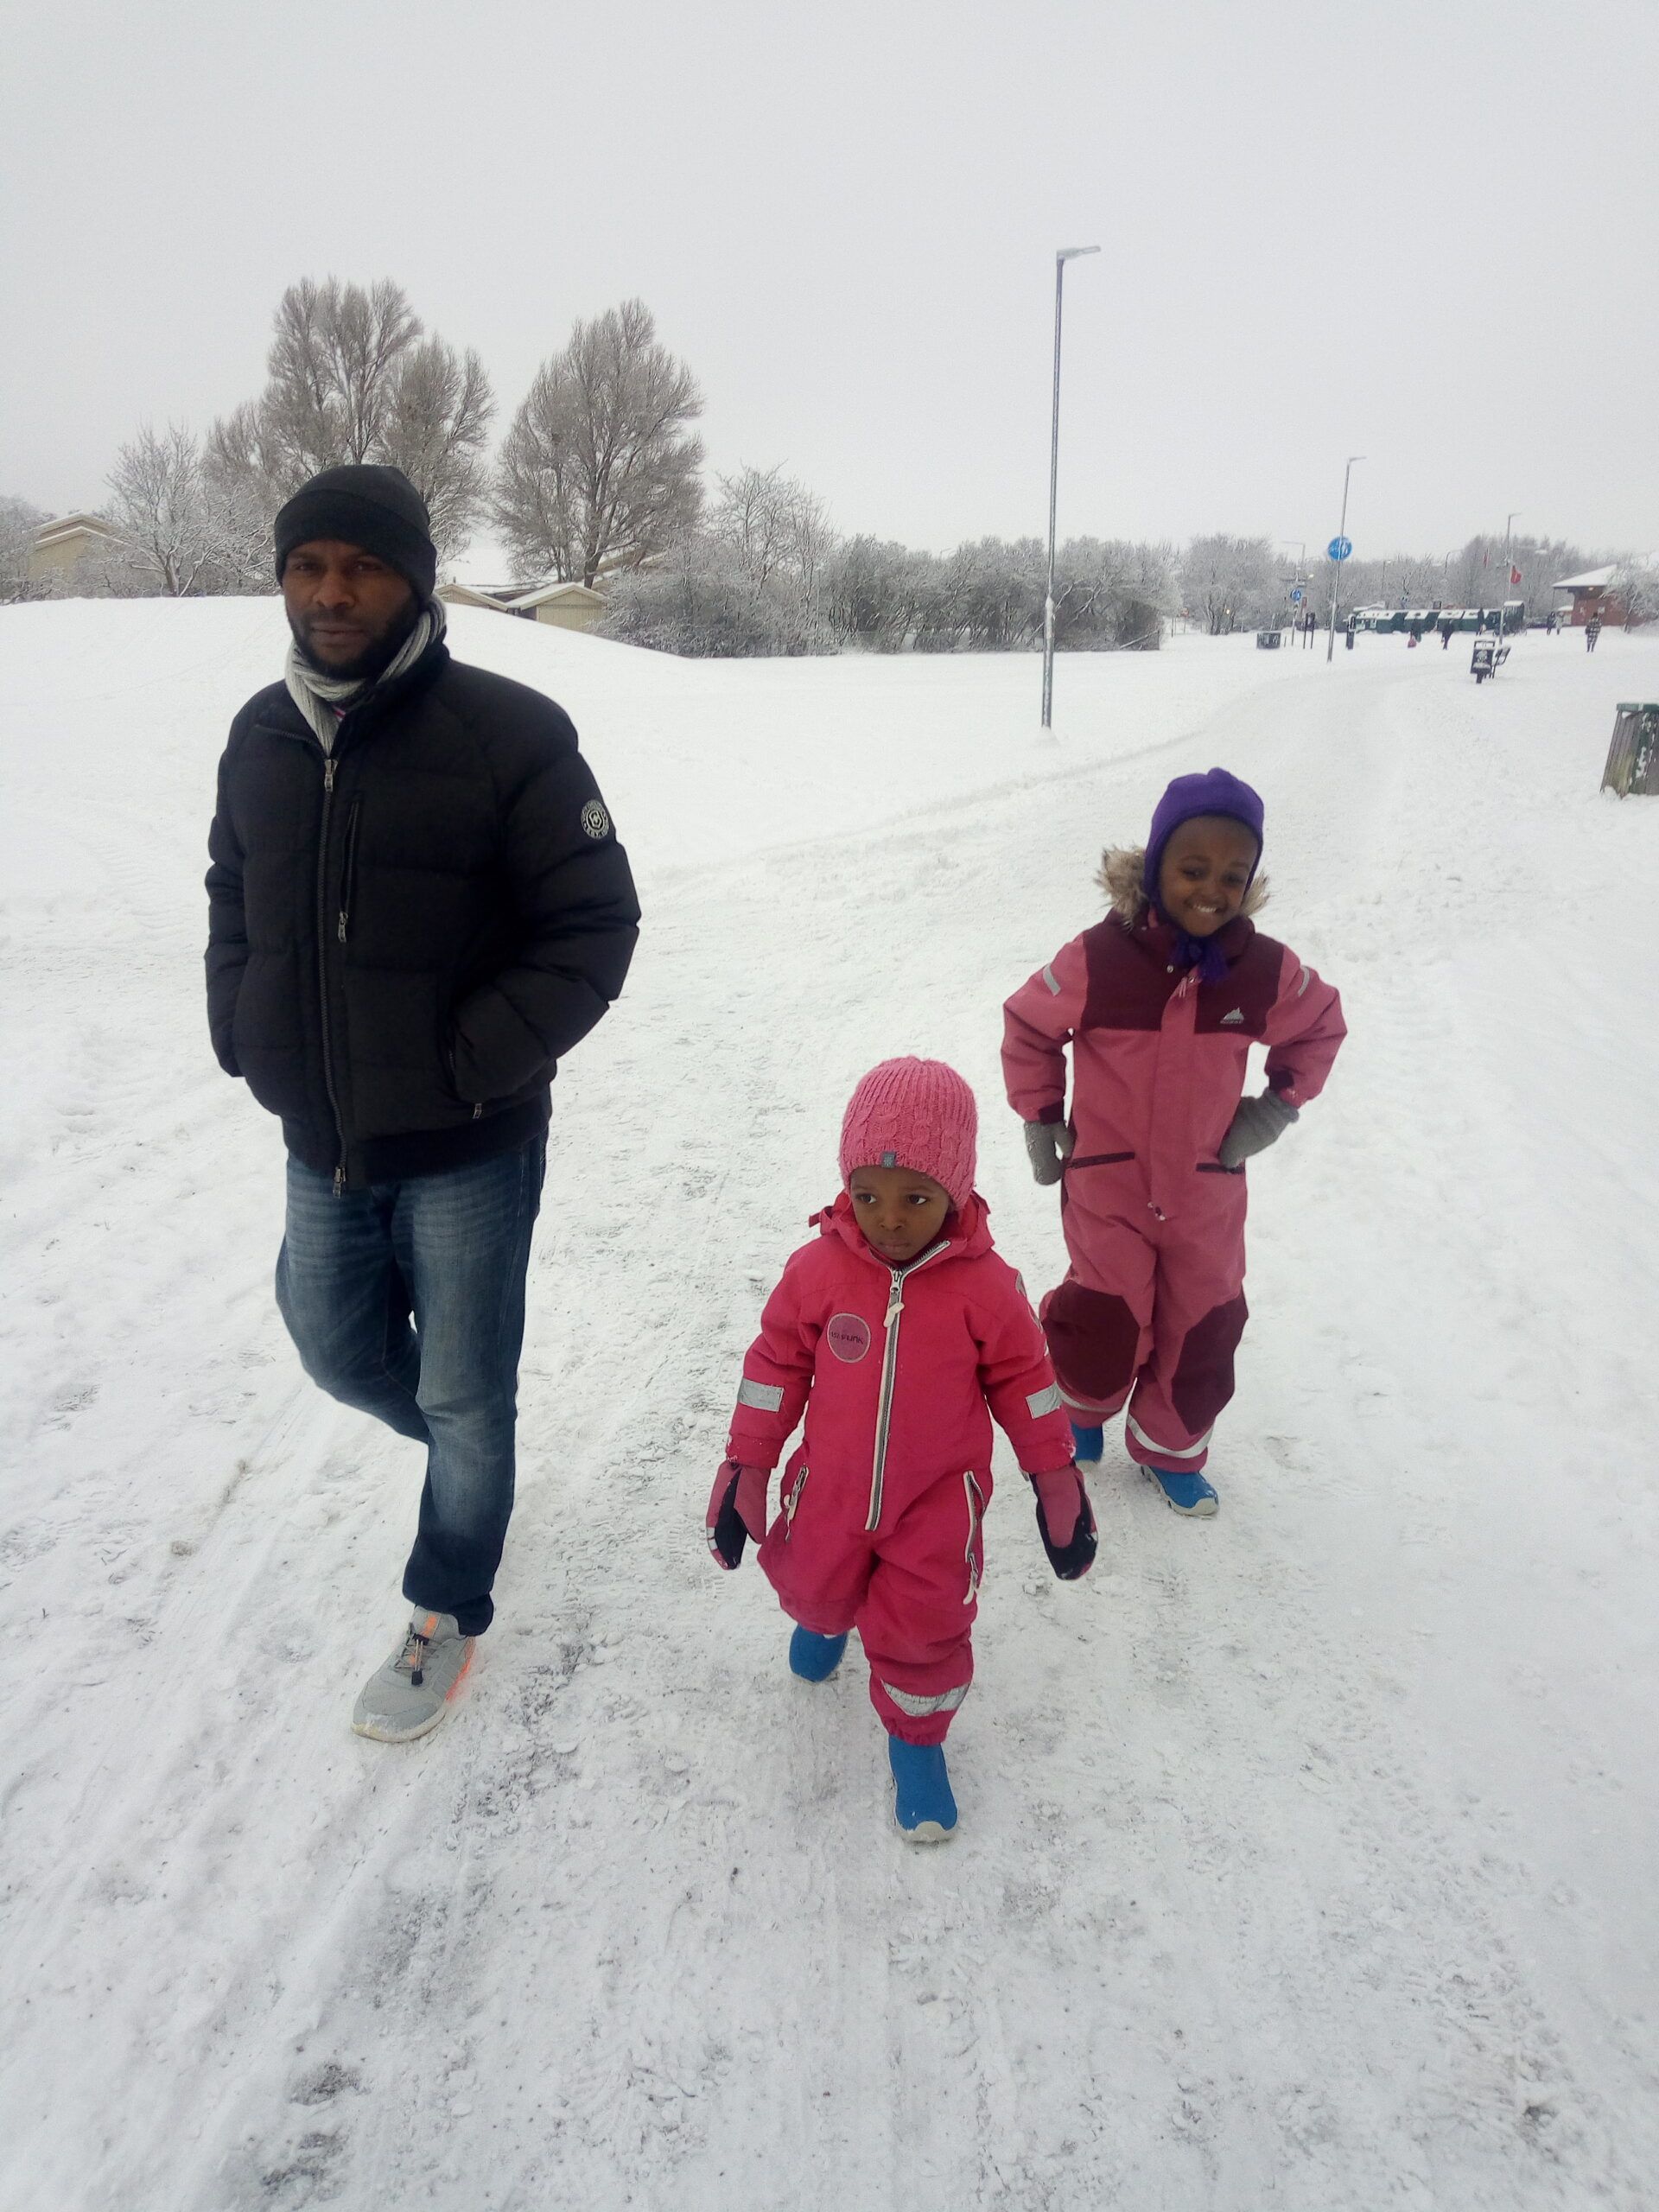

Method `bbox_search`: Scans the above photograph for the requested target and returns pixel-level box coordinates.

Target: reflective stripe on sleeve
[1026,1382,1062,1420]
[1042,963,1062,995]
[737,1377,785,1413]
[881,1681,969,1719]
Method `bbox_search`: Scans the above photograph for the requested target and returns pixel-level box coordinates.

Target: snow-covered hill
[3,601,1656,2210]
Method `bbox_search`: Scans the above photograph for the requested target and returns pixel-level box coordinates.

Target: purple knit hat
[839,1058,978,1213]
[1142,766,1265,982]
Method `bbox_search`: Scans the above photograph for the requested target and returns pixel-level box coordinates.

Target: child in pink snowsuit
[1001,768,1345,1516]
[706,1058,1095,1843]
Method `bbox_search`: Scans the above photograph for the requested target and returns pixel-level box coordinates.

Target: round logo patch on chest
[825,1312,873,1363]
[581,800,611,840]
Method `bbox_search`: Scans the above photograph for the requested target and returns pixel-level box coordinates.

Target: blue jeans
[275,1140,546,1636]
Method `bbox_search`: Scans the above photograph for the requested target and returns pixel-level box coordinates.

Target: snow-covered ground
[3,603,1656,2211]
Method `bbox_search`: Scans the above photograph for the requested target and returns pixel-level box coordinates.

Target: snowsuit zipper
[963,1471,986,1603]
[866,1241,950,1533]
[315,753,349,1193]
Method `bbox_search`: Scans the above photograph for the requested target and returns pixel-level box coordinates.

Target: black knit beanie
[273,465,437,601]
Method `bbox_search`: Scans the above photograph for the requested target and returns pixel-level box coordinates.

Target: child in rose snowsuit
[1002,767,1345,1516]
[706,1058,1095,1842]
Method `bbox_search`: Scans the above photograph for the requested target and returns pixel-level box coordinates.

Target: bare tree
[262,276,421,476]
[378,336,494,556]
[493,300,703,588]
[207,277,491,558]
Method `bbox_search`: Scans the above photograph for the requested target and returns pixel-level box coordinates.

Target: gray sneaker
[352,1606,476,1743]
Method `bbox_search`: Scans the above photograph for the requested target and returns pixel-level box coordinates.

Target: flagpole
[1498,511,1521,645]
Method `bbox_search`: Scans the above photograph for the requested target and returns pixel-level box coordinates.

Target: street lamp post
[1042,245,1100,730]
[1325,454,1364,664]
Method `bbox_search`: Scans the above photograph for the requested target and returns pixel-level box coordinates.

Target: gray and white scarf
[284,598,448,753]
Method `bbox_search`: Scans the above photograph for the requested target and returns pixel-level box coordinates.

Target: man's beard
[289,598,423,685]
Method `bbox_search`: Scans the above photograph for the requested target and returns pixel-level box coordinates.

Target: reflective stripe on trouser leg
[1126,1412,1214,1461]
[1059,1381,1130,1419]
[880,1681,969,1719]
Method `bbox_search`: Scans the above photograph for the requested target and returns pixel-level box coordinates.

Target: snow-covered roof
[1553,565,1616,591]
[33,512,120,547]
[505,581,607,611]
[435,582,513,610]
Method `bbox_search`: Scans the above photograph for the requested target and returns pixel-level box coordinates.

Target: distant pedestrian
[1586,614,1603,653]
[205,465,641,1743]
[1439,617,1454,649]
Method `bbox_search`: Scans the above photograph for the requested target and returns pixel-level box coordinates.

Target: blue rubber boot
[887,1737,958,1843]
[789,1626,849,1681]
[1069,1421,1105,1466]
[1147,1466,1219,1516]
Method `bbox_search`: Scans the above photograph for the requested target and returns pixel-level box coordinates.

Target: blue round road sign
[1328,536,1353,562]
[1290,587,1304,604]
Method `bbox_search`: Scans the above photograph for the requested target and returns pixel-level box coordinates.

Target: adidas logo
[1220,1008,1245,1026]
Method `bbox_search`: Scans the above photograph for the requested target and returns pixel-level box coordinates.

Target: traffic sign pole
[1326,456,1364,664]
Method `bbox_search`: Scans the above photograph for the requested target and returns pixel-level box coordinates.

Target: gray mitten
[1218,1090,1299,1168]
[1023,1120,1076,1186]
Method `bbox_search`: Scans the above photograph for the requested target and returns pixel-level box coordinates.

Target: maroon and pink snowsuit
[1002,877,1344,1471]
[727,1192,1075,1745]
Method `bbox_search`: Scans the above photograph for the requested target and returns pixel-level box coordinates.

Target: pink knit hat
[838,1058,979,1213]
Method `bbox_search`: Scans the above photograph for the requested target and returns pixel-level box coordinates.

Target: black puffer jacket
[206,638,639,1185]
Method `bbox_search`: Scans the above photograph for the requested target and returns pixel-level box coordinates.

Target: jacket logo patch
[1220,1008,1245,1025]
[825,1312,873,1363]
[581,800,611,840]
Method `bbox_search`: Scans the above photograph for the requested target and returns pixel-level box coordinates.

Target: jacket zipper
[316,753,349,1194]
[337,797,361,944]
[866,1240,950,1533]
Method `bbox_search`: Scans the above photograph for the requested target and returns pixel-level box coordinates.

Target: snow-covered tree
[1053,537,1177,649]
[0,493,48,601]
[105,424,215,596]
[493,300,703,588]
[1179,535,1280,633]
[704,464,838,647]
[822,535,919,650]
[600,537,820,658]
[1611,555,1658,628]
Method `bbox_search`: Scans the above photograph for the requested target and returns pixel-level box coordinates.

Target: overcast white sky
[3,0,1655,564]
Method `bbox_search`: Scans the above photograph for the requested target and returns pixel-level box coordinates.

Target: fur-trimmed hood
[1096,845,1270,926]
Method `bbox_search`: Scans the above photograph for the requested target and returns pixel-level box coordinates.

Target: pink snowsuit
[727,1192,1075,1745]
[1001,866,1344,1472]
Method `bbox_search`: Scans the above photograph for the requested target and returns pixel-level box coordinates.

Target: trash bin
[1255,629,1283,650]
[1602,702,1659,796]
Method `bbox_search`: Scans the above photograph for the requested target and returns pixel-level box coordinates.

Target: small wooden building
[505,582,607,633]
[1552,565,1626,628]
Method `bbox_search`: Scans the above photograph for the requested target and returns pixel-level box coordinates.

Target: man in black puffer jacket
[206,465,639,1742]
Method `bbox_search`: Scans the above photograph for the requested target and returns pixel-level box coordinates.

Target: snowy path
[3,611,1656,2209]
